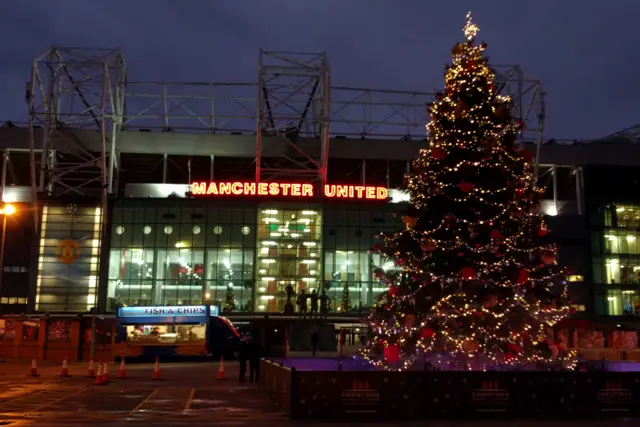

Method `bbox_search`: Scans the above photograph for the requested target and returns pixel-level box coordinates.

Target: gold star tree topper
[463,12,479,41]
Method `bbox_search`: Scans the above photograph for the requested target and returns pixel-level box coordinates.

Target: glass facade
[255,207,322,312]
[593,204,640,315]
[106,200,401,314]
[107,201,256,312]
[322,207,401,313]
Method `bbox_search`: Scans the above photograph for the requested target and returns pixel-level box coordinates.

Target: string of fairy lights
[361,12,577,371]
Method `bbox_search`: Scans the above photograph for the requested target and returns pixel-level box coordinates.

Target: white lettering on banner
[118,305,215,319]
[142,306,206,315]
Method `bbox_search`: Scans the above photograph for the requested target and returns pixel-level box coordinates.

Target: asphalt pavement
[0,360,638,426]
[0,359,287,426]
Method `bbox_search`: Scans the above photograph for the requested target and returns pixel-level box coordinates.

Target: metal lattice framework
[256,50,331,184]
[24,47,547,197]
[26,47,126,224]
[493,65,545,177]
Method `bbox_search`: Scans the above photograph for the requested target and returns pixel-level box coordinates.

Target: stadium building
[0,47,640,330]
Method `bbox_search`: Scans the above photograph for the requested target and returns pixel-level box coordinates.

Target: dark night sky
[1,0,638,140]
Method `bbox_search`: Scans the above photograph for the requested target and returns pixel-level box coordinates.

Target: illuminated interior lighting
[261,259,276,264]
[301,260,316,264]
[263,209,278,214]
[270,233,282,237]
[303,242,316,247]
[301,210,317,215]
[261,241,277,246]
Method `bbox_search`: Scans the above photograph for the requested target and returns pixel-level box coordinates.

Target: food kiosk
[115,305,239,359]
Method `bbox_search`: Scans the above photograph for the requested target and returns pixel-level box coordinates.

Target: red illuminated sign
[190,182,388,200]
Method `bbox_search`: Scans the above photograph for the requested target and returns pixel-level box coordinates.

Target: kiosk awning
[117,305,219,325]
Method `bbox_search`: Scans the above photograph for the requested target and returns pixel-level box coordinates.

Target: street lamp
[0,203,16,299]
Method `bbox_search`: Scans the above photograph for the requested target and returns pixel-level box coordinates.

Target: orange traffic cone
[152,356,161,380]
[28,358,39,377]
[118,357,129,379]
[58,358,70,377]
[216,356,226,380]
[86,360,95,378]
[102,361,110,383]
[94,362,104,385]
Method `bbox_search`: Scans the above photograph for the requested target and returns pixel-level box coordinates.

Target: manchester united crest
[56,239,81,264]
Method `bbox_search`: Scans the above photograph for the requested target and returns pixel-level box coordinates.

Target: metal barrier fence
[260,359,293,415]
[259,360,640,420]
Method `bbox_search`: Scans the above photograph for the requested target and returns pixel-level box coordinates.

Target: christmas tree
[362,13,576,371]
[223,285,236,312]
[340,283,351,313]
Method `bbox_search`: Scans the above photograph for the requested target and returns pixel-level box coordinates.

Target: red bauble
[461,267,477,280]
[420,238,437,252]
[489,229,504,240]
[403,216,418,228]
[517,269,529,284]
[457,181,474,193]
[504,352,515,361]
[541,250,556,265]
[383,345,401,363]
[538,225,549,236]
[431,146,447,160]
[483,295,498,308]
[420,328,435,339]
[388,286,399,297]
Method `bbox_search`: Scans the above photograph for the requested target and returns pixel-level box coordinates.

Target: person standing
[310,330,320,356]
[249,338,262,383]
[238,336,249,382]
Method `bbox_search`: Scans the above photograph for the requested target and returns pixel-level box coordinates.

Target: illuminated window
[108,204,255,312]
[603,230,640,255]
[606,290,640,316]
[255,206,322,312]
[604,258,640,285]
[615,205,640,229]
